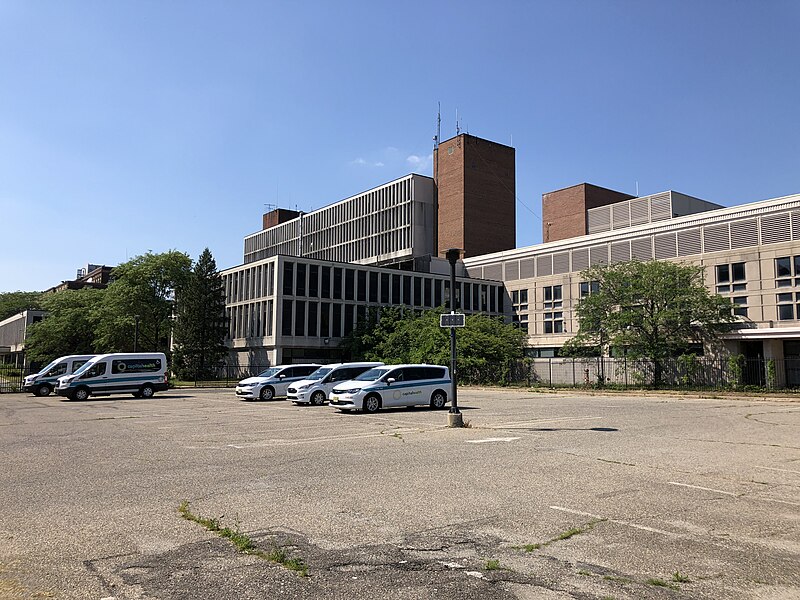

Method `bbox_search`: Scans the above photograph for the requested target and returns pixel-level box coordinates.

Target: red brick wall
[436,134,515,258]
[263,208,301,230]
[542,184,634,242]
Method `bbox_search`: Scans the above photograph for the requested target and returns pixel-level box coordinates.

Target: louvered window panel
[761,213,791,244]
[466,266,483,279]
[519,259,535,279]
[504,260,520,281]
[730,219,758,249]
[631,237,653,260]
[629,198,650,226]
[703,224,730,253]
[537,255,553,276]
[571,248,589,272]
[589,244,609,266]
[792,212,800,240]
[588,206,611,234]
[611,203,630,230]
[677,228,702,257]
[483,264,502,281]
[552,252,570,274]
[650,193,672,221]
[654,233,677,259]
[610,241,631,263]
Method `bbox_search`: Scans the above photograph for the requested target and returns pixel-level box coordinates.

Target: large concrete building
[222,129,800,385]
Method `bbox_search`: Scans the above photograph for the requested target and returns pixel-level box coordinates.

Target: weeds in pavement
[178,500,308,576]
[646,577,678,590]
[485,559,501,571]
[514,519,604,553]
[672,571,691,583]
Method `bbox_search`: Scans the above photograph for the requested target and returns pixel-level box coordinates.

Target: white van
[235,364,321,401]
[56,353,168,401]
[287,362,383,405]
[328,364,451,413]
[23,355,95,397]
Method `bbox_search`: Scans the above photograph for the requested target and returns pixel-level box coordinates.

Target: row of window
[282,262,500,312]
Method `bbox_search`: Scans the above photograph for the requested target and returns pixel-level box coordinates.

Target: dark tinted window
[281,300,293,335]
[82,362,107,379]
[296,264,306,296]
[45,362,68,377]
[343,305,354,335]
[333,268,343,299]
[404,367,427,381]
[424,367,446,379]
[345,269,355,301]
[309,265,319,297]
[381,273,390,303]
[391,275,401,304]
[424,279,432,307]
[384,368,404,382]
[369,272,378,303]
[321,266,331,298]
[294,301,305,336]
[283,262,294,296]
[332,304,342,337]
[308,302,318,337]
[294,366,320,377]
[320,303,330,337]
[357,271,367,302]
[403,276,411,304]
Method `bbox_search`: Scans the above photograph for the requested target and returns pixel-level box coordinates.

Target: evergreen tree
[173,248,229,380]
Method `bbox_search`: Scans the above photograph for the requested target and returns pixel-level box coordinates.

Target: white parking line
[549,505,678,537]
[756,465,800,475]
[466,437,520,444]
[667,482,739,497]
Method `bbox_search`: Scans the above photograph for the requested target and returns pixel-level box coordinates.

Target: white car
[328,364,451,413]
[235,364,321,401]
[287,362,383,405]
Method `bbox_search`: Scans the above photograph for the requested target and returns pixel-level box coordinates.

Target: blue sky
[2,1,799,292]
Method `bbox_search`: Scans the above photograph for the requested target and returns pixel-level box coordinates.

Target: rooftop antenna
[434,101,441,148]
[635,181,639,196]
[456,108,460,136]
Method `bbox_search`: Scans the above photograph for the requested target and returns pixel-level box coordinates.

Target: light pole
[134,315,140,353]
[445,248,463,427]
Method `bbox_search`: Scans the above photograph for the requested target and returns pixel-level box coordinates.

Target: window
[380,273,390,303]
[45,362,68,377]
[369,272,378,303]
[777,292,800,321]
[81,362,107,379]
[332,304,342,337]
[294,301,305,336]
[413,277,422,306]
[543,285,562,309]
[345,269,355,301]
[579,281,599,298]
[716,262,746,293]
[282,262,294,296]
[320,303,330,337]
[308,265,319,297]
[732,296,748,317]
[543,311,564,334]
[775,256,800,288]
[296,264,306,296]
[357,271,367,302]
[281,300,293,336]
[333,268,343,299]
[321,266,331,298]
[308,302,318,337]
[512,289,529,311]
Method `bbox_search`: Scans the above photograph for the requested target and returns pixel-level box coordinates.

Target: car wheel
[36,384,52,397]
[310,391,326,406]
[259,386,274,401]
[430,390,447,409]
[73,387,90,401]
[363,395,380,413]
[140,384,155,399]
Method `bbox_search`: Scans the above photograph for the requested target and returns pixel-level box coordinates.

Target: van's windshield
[354,368,389,382]
[37,358,60,376]
[305,367,332,381]
[71,360,97,378]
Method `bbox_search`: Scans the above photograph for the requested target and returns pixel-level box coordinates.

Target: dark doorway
[741,341,764,386]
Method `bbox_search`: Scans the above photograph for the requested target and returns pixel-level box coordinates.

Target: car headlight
[296,384,310,391]
[342,388,360,394]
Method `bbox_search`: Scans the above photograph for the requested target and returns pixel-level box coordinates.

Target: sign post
[444,248,464,427]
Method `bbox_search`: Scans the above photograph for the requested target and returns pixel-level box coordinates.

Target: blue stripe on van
[368,379,452,391]
[68,375,162,388]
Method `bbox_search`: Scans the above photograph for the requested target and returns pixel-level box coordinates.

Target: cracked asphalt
[1,388,798,599]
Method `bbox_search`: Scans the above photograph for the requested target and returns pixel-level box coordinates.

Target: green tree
[340,307,526,380]
[563,260,736,386]
[95,251,192,354]
[25,288,105,364]
[0,291,42,321]
[172,248,229,379]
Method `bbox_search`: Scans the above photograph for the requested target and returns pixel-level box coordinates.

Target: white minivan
[56,353,169,401]
[287,362,383,405]
[23,354,95,397]
[235,364,321,401]
[328,364,451,413]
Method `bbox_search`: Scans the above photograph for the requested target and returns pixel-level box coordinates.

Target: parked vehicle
[56,353,168,401]
[328,364,451,413]
[235,364,321,401]
[23,355,95,397]
[287,362,383,405]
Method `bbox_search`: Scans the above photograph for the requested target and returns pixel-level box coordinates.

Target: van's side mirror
[279,374,286,379]
[386,377,396,385]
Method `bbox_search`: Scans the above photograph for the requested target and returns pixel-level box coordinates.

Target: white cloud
[350,157,384,168]
[406,153,433,171]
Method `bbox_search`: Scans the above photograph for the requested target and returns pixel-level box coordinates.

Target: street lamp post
[445,248,464,428]
[134,315,140,353]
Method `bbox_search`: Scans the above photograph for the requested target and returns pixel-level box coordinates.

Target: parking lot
[1,387,798,599]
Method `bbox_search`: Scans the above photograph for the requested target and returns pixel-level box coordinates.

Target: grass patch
[577,569,592,576]
[179,501,308,576]
[514,519,604,553]
[485,559,501,571]
[646,578,678,590]
[672,571,691,583]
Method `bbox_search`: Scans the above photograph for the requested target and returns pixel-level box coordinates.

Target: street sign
[440,313,465,328]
